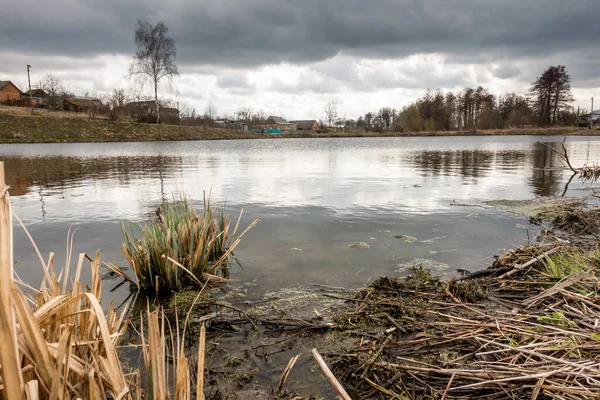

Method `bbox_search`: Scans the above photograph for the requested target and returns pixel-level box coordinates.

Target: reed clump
[0,161,208,399]
[121,196,258,293]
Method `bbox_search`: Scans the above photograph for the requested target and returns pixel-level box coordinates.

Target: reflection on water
[2,136,600,304]
[530,142,564,197]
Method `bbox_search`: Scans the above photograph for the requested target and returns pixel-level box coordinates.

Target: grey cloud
[1,0,599,69]
[491,64,521,80]
[216,72,252,89]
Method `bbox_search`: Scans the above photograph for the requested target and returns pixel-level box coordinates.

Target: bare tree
[42,73,68,110]
[204,101,217,121]
[129,20,179,124]
[323,101,338,128]
[254,109,266,123]
[236,107,252,123]
[104,89,128,121]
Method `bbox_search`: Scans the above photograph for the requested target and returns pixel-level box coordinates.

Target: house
[579,110,600,127]
[0,81,23,103]
[63,96,103,112]
[125,101,180,124]
[263,116,297,131]
[21,88,48,108]
[214,120,230,129]
[291,120,319,131]
[231,122,249,132]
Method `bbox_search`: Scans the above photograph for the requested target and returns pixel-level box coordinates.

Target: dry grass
[0,104,110,120]
[329,243,600,399]
[0,162,207,400]
[1,105,597,143]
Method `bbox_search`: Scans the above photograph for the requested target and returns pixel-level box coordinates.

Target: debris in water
[392,234,418,243]
[348,242,370,249]
[291,248,302,252]
[397,258,450,272]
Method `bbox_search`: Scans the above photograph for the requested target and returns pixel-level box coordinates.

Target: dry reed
[0,162,207,400]
[329,243,600,399]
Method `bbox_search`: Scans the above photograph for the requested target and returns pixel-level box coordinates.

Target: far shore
[0,108,597,144]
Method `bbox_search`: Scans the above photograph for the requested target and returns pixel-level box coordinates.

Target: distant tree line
[340,65,580,133]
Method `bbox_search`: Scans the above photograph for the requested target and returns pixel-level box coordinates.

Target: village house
[63,96,103,113]
[264,116,297,131]
[125,100,180,124]
[0,80,23,103]
[579,110,600,127]
[291,120,319,131]
[21,88,48,108]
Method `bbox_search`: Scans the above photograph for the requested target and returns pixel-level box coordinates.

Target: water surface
[2,135,599,305]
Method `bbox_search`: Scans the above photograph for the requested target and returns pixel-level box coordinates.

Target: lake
[1,135,599,307]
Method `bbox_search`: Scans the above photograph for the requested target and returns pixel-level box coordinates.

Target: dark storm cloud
[491,64,521,80]
[1,0,599,69]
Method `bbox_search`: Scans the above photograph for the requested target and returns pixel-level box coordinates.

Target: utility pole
[591,97,594,129]
[26,65,33,114]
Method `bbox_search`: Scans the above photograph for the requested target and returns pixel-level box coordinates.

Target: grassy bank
[0,109,258,143]
[0,106,597,143]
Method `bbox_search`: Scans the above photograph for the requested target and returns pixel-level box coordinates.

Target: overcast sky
[1,0,599,119]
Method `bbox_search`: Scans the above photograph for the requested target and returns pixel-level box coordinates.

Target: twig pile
[551,205,600,236]
[327,245,600,399]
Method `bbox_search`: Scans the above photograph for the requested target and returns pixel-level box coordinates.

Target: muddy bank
[152,198,600,399]
[318,199,600,399]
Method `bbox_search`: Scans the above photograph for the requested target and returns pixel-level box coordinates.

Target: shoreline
[2,142,600,399]
[0,111,597,144]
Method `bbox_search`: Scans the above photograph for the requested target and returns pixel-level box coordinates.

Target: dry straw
[0,162,207,400]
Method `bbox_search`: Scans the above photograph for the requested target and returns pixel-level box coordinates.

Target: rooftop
[0,80,21,92]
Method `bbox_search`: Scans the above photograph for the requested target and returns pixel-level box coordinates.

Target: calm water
[1,135,599,306]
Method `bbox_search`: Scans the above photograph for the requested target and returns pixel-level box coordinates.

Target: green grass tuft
[121,196,257,293]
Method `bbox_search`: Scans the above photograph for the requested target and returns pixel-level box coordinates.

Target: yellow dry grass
[0,161,205,400]
[0,104,109,120]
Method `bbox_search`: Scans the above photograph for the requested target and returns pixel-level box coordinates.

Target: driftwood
[538,138,600,182]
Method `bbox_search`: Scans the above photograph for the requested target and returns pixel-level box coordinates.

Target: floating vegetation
[579,163,600,182]
[551,205,600,236]
[348,242,371,249]
[392,234,418,243]
[121,196,258,293]
[396,258,450,272]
